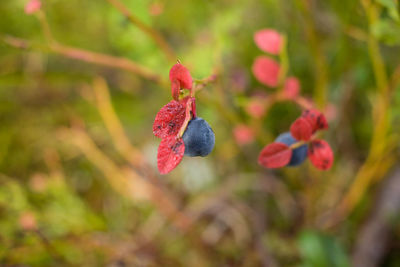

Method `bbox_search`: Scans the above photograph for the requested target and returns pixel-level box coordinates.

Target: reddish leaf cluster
[252,28,301,99]
[258,109,334,170]
[153,63,195,174]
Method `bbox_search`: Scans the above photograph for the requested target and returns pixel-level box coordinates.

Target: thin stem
[362,0,389,93]
[106,0,176,63]
[36,10,55,44]
[295,0,329,108]
[59,126,192,231]
[2,35,166,85]
[92,77,147,166]
[51,42,166,83]
[325,0,393,227]
[278,35,289,87]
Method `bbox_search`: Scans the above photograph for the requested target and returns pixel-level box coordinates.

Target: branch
[58,126,192,231]
[106,0,176,63]
[2,35,166,84]
[324,0,394,227]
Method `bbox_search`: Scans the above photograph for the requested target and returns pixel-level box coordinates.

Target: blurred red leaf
[283,77,300,99]
[25,0,41,14]
[157,136,185,174]
[245,98,266,118]
[169,63,192,100]
[290,117,313,141]
[258,142,292,168]
[254,29,283,55]
[233,124,255,145]
[252,56,280,87]
[153,100,186,138]
[301,109,328,132]
[308,139,333,170]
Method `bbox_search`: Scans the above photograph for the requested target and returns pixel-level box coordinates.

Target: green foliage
[298,230,349,267]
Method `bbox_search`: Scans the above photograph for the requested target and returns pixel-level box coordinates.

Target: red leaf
[25,0,41,14]
[290,117,313,141]
[308,139,333,170]
[252,56,280,87]
[233,124,255,145]
[171,79,180,101]
[301,109,328,132]
[283,77,300,99]
[153,100,186,138]
[258,142,293,168]
[169,63,192,100]
[245,99,266,118]
[254,29,283,55]
[157,136,185,174]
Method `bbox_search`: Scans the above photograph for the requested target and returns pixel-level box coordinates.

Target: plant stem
[295,0,329,108]
[2,35,166,85]
[106,0,176,63]
[326,0,394,227]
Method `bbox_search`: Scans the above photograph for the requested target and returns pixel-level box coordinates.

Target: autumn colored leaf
[252,56,280,87]
[290,117,313,141]
[169,63,193,100]
[233,124,255,145]
[283,77,300,99]
[157,136,185,174]
[254,29,283,55]
[258,142,293,168]
[308,139,334,170]
[301,109,328,132]
[25,0,41,14]
[153,100,186,138]
[245,97,267,118]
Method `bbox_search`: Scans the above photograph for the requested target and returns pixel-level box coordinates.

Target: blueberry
[275,132,307,166]
[182,117,215,157]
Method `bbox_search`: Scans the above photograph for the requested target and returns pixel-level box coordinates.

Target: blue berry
[275,132,307,166]
[182,117,215,157]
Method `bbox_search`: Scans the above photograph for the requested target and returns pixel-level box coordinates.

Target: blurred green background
[1,0,400,266]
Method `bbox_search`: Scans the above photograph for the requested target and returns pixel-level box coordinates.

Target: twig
[34,229,64,263]
[325,0,394,227]
[294,0,329,108]
[92,77,147,166]
[106,0,176,62]
[58,127,146,199]
[2,35,166,84]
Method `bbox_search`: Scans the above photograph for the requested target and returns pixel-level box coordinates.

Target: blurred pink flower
[233,124,255,145]
[252,56,280,87]
[25,0,41,14]
[283,77,300,99]
[254,29,283,55]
